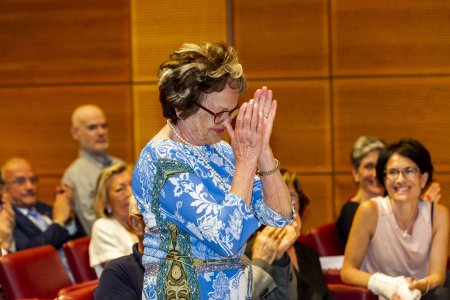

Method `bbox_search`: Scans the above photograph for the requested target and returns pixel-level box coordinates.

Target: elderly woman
[89,163,138,277]
[341,139,449,300]
[336,136,386,246]
[132,42,293,299]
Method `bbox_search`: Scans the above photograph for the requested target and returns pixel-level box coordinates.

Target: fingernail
[249,99,253,104]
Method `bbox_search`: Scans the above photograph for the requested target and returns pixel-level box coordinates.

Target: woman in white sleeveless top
[341,139,449,300]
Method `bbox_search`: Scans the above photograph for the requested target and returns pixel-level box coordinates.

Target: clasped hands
[225,86,276,166]
[252,215,301,264]
[369,273,422,300]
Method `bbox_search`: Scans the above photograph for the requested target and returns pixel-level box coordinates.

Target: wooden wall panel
[296,175,333,233]
[234,0,329,78]
[133,85,166,159]
[333,77,450,172]
[0,0,130,84]
[0,86,133,174]
[246,80,331,173]
[36,177,61,206]
[131,0,228,82]
[332,0,450,75]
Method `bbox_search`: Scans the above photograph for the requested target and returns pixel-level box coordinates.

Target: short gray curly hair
[158,42,246,124]
[351,136,385,169]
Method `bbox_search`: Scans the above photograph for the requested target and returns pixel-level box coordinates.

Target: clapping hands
[252,213,301,264]
[0,195,15,250]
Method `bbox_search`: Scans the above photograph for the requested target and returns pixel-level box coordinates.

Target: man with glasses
[1,157,84,251]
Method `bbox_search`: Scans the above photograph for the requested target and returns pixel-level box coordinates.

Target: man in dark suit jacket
[1,157,84,251]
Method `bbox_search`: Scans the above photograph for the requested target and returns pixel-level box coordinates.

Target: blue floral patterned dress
[132,139,292,300]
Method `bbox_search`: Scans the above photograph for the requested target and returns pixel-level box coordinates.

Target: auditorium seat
[57,279,98,300]
[323,269,343,284]
[302,222,344,257]
[62,237,97,283]
[0,245,72,299]
[328,283,377,300]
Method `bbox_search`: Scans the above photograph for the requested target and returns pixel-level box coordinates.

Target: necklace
[166,120,232,191]
[391,200,419,238]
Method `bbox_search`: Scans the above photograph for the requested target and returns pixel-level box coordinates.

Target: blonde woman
[89,163,138,277]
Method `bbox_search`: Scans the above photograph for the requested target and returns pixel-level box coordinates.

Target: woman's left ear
[420,172,429,189]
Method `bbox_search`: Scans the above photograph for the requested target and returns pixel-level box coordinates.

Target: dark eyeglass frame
[194,102,239,124]
[384,167,420,180]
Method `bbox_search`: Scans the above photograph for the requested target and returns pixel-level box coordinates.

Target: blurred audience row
[1,105,449,299]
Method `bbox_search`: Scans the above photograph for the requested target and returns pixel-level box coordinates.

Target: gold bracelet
[257,159,280,177]
[422,281,430,296]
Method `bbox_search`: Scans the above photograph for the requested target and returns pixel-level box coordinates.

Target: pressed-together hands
[226,86,292,218]
[421,181,441,203]
[225,86,276,168]
[0,196,15,251]
[252,214,301,264]
[252,227,287,264]
[368,273,422,300]
[52,183,74,226]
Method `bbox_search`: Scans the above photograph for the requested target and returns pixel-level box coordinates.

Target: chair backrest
[0,245,72,299]
[328,283,378,300]
[57,279,98,300]
[307,222,344,257]
[62,237,97,283]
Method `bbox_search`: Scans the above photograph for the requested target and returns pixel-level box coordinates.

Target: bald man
[2,157,82,251]
[62,105,123,234]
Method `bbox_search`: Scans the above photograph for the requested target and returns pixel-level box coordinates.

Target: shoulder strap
[431,201,434,228]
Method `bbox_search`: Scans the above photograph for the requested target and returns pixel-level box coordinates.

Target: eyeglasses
[194,102,239,124]
[6,176,38,186]
[384,167,419,180]
[290,192,299,200]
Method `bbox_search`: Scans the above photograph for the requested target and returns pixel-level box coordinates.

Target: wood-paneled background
[1,0,450,252]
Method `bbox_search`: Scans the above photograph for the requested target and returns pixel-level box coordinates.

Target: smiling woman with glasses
[341,138,450,299]
[132,42,293,299]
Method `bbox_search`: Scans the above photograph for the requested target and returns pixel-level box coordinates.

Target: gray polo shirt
[62,150,123,235]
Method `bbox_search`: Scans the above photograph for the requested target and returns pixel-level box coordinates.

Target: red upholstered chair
[328,283,378,300]
[0,245,72,299]
[57,279,98,300]
[305,222,344,257]
[62,237,97,283]
[323,269,343,284]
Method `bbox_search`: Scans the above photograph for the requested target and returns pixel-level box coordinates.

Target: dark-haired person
[341,139,449,300]
[132,42,292,299]
[246,169,334,300]
[337,136,441,247]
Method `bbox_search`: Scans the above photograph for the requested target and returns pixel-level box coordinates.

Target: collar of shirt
[79,149,112,168]
[15,206,32,217]
[15,206,51,231]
